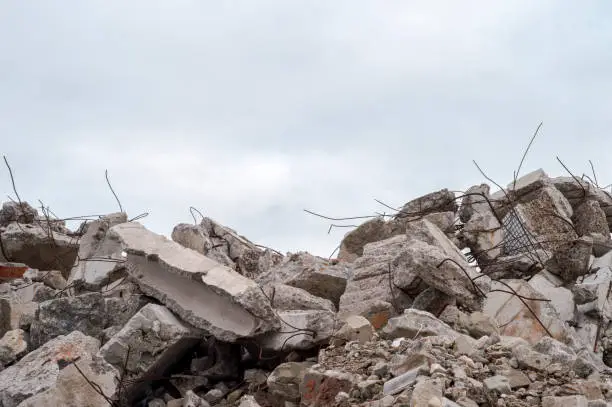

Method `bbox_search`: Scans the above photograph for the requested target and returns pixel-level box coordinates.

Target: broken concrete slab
[459,184,491,223]
[23,269,66,290]
[574,200,611,239]
[337,218,390,262]
[259,252,350,306]
[338,235,416,328]
[257,310,336,352]
[546,236,593,283]
[0,223,79,276]
[16,354,119,407]
[0,331,101,407]
[330,315,374,346]
[30,292,107,348]
[483,279,576,346]
[528,270,575,322]
[400,240,484,310]
[480,252,545,280]
[395,189,457,218]
[460,210,503,266]
[99,303,203,404]
[0,202,38,227]
[261,283,335,312]
[500,186,576,257]
[0,281,44,337]
[300,368,358,407]
[67,212,128,290]
[114,222,279,342]
[0,329,27,366]
[381,309,460,340]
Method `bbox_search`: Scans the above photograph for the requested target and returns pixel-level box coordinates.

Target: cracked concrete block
[115,222,280,342]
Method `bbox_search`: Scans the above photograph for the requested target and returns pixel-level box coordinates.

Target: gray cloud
[2,1,612,256]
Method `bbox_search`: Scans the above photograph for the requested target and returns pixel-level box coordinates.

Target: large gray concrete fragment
[545,236,593,282]
[0,202,38,226]
[573,200,611,237]
[483,279,577,346]
[395,189,457,218]
[381,309,460,339]
[501,187,577,256]
[0,223,78,276]
[67,212,128,289]
[0,329,27,366]
[528,270,575,322]
[267,362,315,403]
[99,304,202,404]
[401,240,483,310]
[257,310,336,352]
[30,292,107,348]
[259,252,349,306]
[460,210,503,266]
[116,222,279,341]
[16,354,119,407]
[338,236,415,329]
[0,331,101,407]
[337,217,390,262]
[0,281,43,337]
[459,184,491,223]
[261,283,335,312]
[481,252,545,280]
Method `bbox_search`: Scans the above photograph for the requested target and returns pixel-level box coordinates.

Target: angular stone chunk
[0,223,78,276]
[546,236,593,282]
[337,218,392,262]
[0,331,101,407]
[67,212,128,289]
[0,202,38,227]
[257,310,336,352]
[15,354,119,407]
[483,279,575,345]
[261,283,335,312]
[382,309,459,339]
[260,252,349,306]
[99,304,202,404]
[115,222,279,342]
[459,184,491,223]
[30,292,107,348]
[0,329,27,366]
[395,189,457,218]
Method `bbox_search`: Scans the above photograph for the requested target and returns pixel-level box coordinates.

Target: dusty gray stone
[0,281,41,336]
[337,218,392,262]
[513,345,552,372]
[261,252,349,306]
[99,304,202,403]
[459,184,491,223]
[396,189,457,218]
[542,395,588,407]
[238,395,262,407]
[0,223,79,276]
[67,212,128,289]
[572,284,599,305]
[0,329,27,366]
[261,283,335,312]
[0,331,101,407]
[330,315,374,346]
[483,375,511,395]
[382,309,459,339]
[0,202,38,226]
[104,293,150,329]
[267,362,315,403]
[258,310,336,352]
[411,287,456,316]
[574,200,611,237]
[529,270,575,322]
[546,236,593,282]
[22,269,66,290]
[30,292,107,348]
[117,222,280,341]
[339,235,416,329]
[183,390,210,407]
[481,252,544,280]
[16,354,119,407]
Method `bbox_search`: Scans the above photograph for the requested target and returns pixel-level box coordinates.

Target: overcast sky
[2,1,612,257]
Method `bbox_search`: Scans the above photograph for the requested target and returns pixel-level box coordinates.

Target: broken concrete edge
[126,250,281,341]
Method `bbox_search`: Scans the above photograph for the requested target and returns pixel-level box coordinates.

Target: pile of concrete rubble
[2,169,612,406]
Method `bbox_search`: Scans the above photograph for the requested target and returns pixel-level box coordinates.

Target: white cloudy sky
[2,1,612,257]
